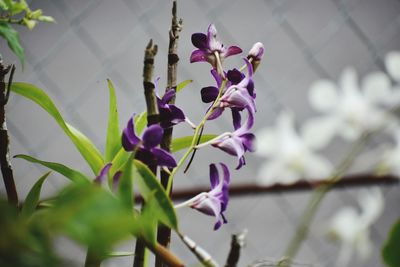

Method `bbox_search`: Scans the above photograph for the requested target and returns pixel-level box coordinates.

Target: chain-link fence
[1,0,400,266]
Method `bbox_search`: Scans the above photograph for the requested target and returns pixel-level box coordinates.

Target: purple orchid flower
[219,58,256,115]
[190,24,242,70]
[201,58,256,122]
[184,163,230,230]
[157,88,186,129]
[94,163,122,189]
[211,108,256,169]
[122,117,177,168]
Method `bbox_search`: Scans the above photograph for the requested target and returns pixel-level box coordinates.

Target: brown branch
[0,59,18,207]
[157,1,183,267]
[133,174,398,203]
[133,39,160,267]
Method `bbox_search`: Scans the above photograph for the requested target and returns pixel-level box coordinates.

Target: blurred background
[1,0,400,266]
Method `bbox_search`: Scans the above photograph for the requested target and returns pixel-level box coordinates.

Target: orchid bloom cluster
[256,51,400,186]
[116,24,264,230]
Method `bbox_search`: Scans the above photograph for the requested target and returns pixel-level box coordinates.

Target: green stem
[278,133,370,267]
[166,79,227,194]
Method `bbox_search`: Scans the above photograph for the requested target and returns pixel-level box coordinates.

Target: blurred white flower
[385,51,400,82]
[327,188,384,267]
[303,66,400,149]
[256,111,332,186]
[379,127,400,177]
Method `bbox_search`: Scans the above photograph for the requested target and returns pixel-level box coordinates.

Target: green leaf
[134,111,147,135]
[134,160,177,230]
[105,79,121,162]
[0,0,8,10]
[118,155,134,209]
[9,0,27,15]
[110,148,129,176]
[176,79,193,93]
[15,154,90,184]
[106,251,135,258]
[21,172,51,218]
[171,134,218,153]
[0,22,24,65]
[42,184,137,253]
[382,220,400,267]
[11,83,104,174]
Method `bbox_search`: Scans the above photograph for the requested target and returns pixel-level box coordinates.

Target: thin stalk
[157,1,182,266]
[166,79,227,195]
[278,133,370,267]
[0,60,18,207]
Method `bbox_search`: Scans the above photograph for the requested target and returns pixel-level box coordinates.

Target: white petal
[309,80,339,112]
[255,128,276,157]
[301,116,339,149]
[362,71,391,104]
[339,121,362,141]
[302,152,333,181]
[385,51,400,82]
[358,188,384,225]
[257,160,300,186]
[355,230,372,260]
[341,67,359,95]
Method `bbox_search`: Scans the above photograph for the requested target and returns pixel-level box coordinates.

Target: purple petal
[159,104,185,129]
[243,58,253,77]
[219,163,230,211]
[231,108,242,130]
[211,69,223,88]
[221,87,255,110]
[207,24,218,44]
[241,133,256,152]
[162,89,176,104]
[247,79,255,97]
[152,147,177,168]
[190,49,208,63]
[122,117,141,151]
[223,46,242,58]
[212,136,245,158]
[191,33,208,50]
[142,125,163,149]
[214,220,223,230]
[207,107,224,120]
[227,69,244,85]
[236,156,246,170]
[209,164,219,190]
[94,163,112,184]
[112,171,122,191]
[201,86,219,103]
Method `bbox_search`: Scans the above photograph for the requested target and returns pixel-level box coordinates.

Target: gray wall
[1,0,400,266]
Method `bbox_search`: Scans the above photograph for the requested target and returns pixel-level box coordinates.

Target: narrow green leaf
[382,220,400,267]
[105,79,121,161]
[134,111,147,135]
[171,134,218,153]
[134,160,177,230]
[11,83,104,174]
[15,154,90,184]
[0,22,24,65]
[176,79,193,93]
[110,148,129,178]
[21,172,51,218]
[107,251,135,258]
[118,155,134,209]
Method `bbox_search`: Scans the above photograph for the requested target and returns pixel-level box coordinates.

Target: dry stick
[133,39,159,267]
[0,60,18,207]
[157,2,183,267]
[224,230,247,267]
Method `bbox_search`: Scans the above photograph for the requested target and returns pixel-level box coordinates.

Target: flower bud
[247,42,264,72]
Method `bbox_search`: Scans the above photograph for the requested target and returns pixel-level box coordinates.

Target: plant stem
[278,133,370,267]
[84,248,102,267]
[157,2,182,266]
[166,79,227,195]
[0,60,18,207]
[133,39,159,267]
